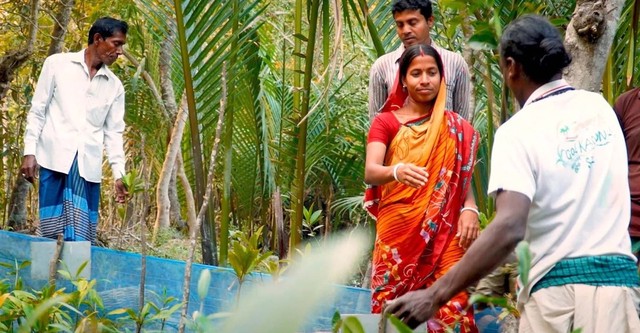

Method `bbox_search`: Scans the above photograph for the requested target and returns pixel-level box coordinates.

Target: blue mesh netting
[0,230,503,332]
[0,230,371,332]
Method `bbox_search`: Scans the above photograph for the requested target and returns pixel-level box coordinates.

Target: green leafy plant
[515,241,532,287]
[302,204,324,238]
[0,260,30,291]
[227,226,272,303]
[110,288,181,332]
[120,169,146,195]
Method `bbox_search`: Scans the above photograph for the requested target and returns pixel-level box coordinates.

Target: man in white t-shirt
[385,15,640,333]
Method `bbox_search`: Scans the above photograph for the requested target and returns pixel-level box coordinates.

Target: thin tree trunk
[138,136,151,331]
[169,163,185,229]
[564,0,626,91]
[47,0,75,55]
[153,94,187,241]
[177,154,197,233]
[272,187,286,259]
[323,186,333,237]
[177,63,227,333]
[290,0,321,253]
[159,36,186,231]
[48,234,64,286]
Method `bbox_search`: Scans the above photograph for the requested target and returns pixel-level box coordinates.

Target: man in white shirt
[20,17,129,244]
[385,15,640,333]
[368,0,472,120]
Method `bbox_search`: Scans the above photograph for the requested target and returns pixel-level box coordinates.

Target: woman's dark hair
[399,44,444,80]
[499,14,572,84]
[88,17,129,45]
[392,0,433,20]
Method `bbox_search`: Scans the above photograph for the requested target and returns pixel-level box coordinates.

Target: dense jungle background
[0,0,639,284]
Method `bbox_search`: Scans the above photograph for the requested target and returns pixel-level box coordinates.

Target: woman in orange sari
[364,44,480,332]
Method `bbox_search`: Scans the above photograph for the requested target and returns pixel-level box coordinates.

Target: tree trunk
[153,94,187,240]
[4,0,42,230]
[47,0,75,55]
[177,154,197,234]
[177,63,227,333]
[7,178,31,230]
[564,0,626,91]
[152,34,185,240]
[169,163,186,230]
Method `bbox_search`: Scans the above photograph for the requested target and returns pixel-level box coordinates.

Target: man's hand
[20,155,38,183]
[114,178,128,203]
[384,289,440,329]
[457,210,480,249]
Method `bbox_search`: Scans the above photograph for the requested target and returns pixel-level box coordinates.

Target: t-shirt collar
[524,79,571,106]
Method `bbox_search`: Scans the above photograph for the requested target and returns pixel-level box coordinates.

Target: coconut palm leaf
[604,0,640,103]
[134,0,267,264]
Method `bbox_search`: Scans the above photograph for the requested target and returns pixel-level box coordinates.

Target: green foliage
[109,288,181,332]
[302,204,324,238]
[0,260,119,332]
[387,314,414,333]
[227,226,273,301]
[120,170,145,195]
[339,315,367,333]
[515,241,532,287]
[469,294,518,315]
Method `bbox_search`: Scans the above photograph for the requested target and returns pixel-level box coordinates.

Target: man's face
[394,9,434,48]
[94,31,127,66]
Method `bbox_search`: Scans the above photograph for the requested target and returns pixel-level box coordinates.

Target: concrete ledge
[341,314,427,333]
[30,240,91,280]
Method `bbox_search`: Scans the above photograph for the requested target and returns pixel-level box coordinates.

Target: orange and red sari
[365,73,479,332]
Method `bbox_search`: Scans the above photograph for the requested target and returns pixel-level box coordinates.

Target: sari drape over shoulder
[365,71,479,332]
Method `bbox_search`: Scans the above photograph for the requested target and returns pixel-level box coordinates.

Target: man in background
[614,87,640,259]
[21,17,129,244]
[368,0,472,120]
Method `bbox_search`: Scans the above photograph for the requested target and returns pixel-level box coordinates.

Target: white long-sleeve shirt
[23,49,126,183]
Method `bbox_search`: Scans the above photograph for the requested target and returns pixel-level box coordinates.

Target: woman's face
[403,55,441,104]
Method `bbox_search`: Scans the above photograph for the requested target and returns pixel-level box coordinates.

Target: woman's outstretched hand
[395,163,429,188]
[457,209,480,249]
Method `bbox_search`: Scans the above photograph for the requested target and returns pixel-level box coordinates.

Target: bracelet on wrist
[460,206,480,216]
[392,163,404,182]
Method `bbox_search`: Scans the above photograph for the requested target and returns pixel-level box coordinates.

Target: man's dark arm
[385,190,530,328]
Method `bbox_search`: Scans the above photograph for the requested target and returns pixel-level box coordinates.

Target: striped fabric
[531,255,640,294]
[368,43,472,121]
[37,156,101,244]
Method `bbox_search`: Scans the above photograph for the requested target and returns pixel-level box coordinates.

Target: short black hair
[392,0,433,20]
[499,14,572,84]
[88,17,128,45]
[399,43,444,80]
